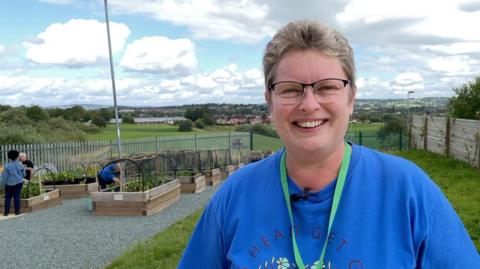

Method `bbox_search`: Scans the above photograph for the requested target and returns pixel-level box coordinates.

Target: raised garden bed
[221,164,237,180]
[179,173,206,193]
[44,181,98,199]
[0,189,62,214]
[91,179,181,216]
[203,168,221,186]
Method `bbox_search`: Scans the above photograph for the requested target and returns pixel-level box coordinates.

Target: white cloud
[0,44,4,54]
[422,42,480,55]
[394,72,423,86]
[428,55,479,76]
[337,0,480,44]
[24,19,130,66]
[107,0,278,43]
[119,36,197,75]
[0,65,266,106]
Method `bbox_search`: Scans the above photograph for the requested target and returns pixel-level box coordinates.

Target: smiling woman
[178,20,480,269]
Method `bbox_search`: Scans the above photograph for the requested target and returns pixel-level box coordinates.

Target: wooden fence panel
[426,116,447,155]
[412,115,480,168]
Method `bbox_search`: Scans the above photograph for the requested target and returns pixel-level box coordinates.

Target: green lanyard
[280,142,351,269]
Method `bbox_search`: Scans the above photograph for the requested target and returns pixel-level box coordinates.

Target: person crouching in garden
[19,152,34,182]
[2,150,26,216]
[98,161,122,191]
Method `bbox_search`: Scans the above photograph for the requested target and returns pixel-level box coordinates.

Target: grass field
[87,123,236,140]
[348,122,383,133]
[88,123,382,141]
[106,150,480,269]
[393,150,480,249]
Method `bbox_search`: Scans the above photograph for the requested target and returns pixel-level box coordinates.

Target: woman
[178,20,479,268]
[2,150,26,216]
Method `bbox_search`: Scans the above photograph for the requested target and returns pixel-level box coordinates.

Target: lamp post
[407,90,414,149]
[104,0,122,157]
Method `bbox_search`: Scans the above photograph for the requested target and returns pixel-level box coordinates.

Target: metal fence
[0,132,251,172]
[346,130,406,151]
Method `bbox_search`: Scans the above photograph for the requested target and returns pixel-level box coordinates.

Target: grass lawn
[87,124,241,141]
[88,123,382,141]
[253,134,283,152]
[106,209,202,269]
[393,150,480,250]
[106,149,479,269]
[348,122,383,133]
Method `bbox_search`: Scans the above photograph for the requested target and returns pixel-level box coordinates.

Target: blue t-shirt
[1,160,26,186]
[99,163,118,183]
[178,144,479,268]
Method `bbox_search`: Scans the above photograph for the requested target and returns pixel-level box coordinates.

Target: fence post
[359,131,363,146]
[477,130,480,169]
[445,116,451,157]
[110,139,114,158]
[250,132,253,150]
[423,116,428,150]
[408,115,413,149]
[399,132,403,151]
[228,132,231,150]
[194,133,198,151]
[156,136,159,154]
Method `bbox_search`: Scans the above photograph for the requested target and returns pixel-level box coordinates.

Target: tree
[122,115,135,124]
[64,106,86,122]
[26,105,50,122]
[448,77,480,120]
[178,120,193,132]
[99,108,115,121]
[184,106,214,126]
[91,115,107,128]
[377,115,405,140]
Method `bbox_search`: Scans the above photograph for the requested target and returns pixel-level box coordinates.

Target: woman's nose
[298,86,321,111]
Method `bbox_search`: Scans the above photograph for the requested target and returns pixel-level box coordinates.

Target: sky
[0,0,479,107]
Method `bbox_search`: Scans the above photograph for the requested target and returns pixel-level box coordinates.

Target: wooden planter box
[221,164,237,180]
[179,173,206,193]
[91,179,181,216]
[204,168,221,186]
[0,189,62,214]
[44,182,98,199]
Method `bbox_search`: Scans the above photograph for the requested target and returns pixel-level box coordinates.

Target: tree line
[0,105,115,144]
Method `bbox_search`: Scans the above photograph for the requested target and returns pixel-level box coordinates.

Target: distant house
[109,117,187,125]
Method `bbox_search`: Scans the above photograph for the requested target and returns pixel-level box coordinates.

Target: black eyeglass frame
[269,78,351,93]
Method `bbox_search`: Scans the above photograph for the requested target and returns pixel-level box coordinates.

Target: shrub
[178,120,193,132]
[122,115,135,124]
[235,124,278,138]
[92,115,107,128]
[194,119,205,129]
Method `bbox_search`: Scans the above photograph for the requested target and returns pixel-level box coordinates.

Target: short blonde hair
[263,20,356,91]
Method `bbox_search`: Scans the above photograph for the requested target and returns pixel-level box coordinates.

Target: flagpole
[104,0,122,158]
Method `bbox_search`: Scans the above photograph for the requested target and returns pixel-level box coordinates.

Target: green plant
[178,120,193,132]
[21,182,41,199]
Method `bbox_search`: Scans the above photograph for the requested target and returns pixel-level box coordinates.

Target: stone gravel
[0,184,220,269]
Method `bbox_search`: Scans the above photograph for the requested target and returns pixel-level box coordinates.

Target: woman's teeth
[296,120,325,128]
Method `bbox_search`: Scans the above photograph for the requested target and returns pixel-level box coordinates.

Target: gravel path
[0,184,220,269]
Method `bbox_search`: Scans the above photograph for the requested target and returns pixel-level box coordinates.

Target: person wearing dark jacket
[2,150,26,216]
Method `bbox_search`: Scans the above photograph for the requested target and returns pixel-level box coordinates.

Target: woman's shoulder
[352,144,438,194]
[353,144,422,173]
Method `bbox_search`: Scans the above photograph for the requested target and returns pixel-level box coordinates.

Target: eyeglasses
[269,78,350,105]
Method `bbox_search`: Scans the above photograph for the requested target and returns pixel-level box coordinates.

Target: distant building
[109,117,187,125]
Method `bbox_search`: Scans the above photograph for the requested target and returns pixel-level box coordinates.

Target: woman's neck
[285,143,345,192]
